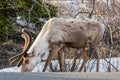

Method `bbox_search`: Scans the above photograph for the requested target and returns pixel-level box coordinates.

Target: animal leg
[92,44,100,72]
[70,49,77,71]
[42,44,63,72]
[58,49,65,72]
[78,48,89,72]
[95,53,99,72]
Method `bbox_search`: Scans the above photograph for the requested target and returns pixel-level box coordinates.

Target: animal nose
[21,68,32,72]
[21,67,26,72]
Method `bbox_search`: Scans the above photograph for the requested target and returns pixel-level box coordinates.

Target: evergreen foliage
[0,0,57,43]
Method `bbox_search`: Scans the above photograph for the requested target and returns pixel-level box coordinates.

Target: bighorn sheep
[10,17,105,72]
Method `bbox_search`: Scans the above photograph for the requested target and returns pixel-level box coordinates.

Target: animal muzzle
[21,67,32,72]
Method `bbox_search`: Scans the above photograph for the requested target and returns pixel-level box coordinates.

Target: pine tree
[0,0,57,43]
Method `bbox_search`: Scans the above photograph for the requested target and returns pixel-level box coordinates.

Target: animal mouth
[9,28,33,67]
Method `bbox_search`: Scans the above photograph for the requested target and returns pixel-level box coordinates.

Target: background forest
[0,0,120,72]
[0,0,58,68]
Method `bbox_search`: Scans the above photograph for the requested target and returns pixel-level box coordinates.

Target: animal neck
[27,31,49,56]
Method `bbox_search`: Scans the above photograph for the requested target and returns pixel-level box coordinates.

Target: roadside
[0,72,119,80]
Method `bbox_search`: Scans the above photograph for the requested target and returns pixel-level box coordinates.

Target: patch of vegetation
[0,0,58,43]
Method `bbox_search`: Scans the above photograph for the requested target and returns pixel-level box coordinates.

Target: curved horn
[9,28,32,66]
[21,29,32,54]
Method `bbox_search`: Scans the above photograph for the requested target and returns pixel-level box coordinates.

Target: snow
[0,58,120,72]
[16,16,27,26]
[0,66,21,72]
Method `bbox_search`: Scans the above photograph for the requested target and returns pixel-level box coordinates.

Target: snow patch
[0,58,120,72]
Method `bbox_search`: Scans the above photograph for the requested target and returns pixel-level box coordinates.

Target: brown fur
[41,18,105,72]
[21,17,105,72]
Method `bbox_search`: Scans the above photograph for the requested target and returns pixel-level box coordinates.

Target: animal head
[20,29,50,72]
